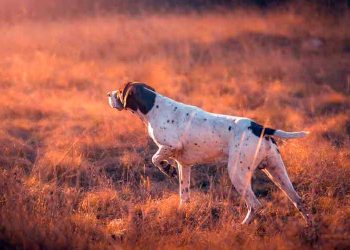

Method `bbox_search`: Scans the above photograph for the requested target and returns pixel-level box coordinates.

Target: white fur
[110,88,311,225]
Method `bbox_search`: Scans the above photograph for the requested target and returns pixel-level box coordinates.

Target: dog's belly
[177,143,228,165]
[178,125,231,165]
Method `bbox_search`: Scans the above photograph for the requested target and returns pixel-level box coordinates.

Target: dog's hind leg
[227,149,262,224]
[262,152,312,226]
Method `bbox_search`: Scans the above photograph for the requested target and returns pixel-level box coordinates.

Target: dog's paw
[157,160,177,177]
[159,160,168,166]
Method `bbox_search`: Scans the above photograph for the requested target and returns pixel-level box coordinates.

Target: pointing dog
[108,82,312,225]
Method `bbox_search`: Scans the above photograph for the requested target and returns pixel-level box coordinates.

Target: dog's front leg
[177,163,191,205]
[152,146,176,178]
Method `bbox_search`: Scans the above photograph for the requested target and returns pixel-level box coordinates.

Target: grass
[0,8,350,249]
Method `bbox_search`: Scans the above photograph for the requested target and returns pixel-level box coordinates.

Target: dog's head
[108,82,156,114]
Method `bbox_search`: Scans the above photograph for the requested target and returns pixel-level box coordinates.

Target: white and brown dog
[108,82,312,225]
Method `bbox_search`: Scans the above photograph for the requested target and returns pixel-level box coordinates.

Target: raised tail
[248,121,309,139]
[273,130,309,139]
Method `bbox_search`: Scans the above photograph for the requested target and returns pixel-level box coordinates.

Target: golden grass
[0,9,350,249]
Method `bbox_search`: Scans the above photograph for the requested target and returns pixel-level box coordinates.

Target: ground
[0,8,350,249]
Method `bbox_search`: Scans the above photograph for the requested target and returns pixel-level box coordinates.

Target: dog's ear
[122,82,156,114]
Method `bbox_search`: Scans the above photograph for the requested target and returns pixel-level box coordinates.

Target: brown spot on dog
[248,121,276,138]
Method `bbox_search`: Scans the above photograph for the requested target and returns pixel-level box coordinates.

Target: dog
[108,82,312,225]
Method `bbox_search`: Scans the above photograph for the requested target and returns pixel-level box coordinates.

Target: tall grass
[0,8,349,249]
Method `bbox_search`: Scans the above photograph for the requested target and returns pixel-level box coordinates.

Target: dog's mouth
[108,96,116,108]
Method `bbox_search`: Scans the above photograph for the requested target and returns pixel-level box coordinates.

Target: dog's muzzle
[107,91,123,110]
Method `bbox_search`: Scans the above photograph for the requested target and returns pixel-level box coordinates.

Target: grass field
[0,7,350,249]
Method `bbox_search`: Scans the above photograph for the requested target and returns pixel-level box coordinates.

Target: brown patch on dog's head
[118,82,156,114]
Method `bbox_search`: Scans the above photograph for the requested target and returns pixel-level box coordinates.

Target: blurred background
[0,0,349,20]
[0,0,349,249]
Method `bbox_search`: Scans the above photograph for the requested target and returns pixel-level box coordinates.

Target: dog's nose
[107,92,111,97]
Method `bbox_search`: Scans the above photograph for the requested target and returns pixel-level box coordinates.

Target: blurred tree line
[0,0,349,21]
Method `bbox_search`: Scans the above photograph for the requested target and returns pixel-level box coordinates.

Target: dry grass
[0,8,350,249]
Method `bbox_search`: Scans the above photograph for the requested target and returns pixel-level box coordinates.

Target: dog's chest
[146,108,191,148]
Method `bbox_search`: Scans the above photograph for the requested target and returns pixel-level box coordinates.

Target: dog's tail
[273,130,309,139]
[248,121,309,139]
